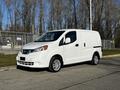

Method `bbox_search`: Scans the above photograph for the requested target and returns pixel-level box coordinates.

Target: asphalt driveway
[0,57,120,90]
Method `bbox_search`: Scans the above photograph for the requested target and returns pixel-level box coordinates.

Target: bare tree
[73,0,77,28]
[39,0,44,34]
[5,0,14,31]
[0,0,3,31]
[21,0,33,32]
[31,0,37,34]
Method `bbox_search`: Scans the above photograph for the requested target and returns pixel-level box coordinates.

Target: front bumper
[16,52,49,68]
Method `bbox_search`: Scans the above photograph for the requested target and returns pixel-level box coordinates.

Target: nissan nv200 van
[16,29,102,72]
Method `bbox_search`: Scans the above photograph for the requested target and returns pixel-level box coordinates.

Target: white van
[16,29,102,72]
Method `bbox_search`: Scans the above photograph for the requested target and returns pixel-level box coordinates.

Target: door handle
[75,44,79,47]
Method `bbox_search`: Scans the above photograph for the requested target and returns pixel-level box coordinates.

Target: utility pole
[90,0,92,30]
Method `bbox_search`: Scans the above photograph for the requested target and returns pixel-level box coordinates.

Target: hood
[22,42,50,49]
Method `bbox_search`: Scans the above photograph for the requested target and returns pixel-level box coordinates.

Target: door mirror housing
[65,37,71,44]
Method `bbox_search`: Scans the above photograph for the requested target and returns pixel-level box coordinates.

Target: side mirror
[65,37,71,44]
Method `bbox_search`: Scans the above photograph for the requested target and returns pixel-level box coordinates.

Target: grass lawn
[0,54,16,67]
[103,49,120,56]
[0,49,120,67]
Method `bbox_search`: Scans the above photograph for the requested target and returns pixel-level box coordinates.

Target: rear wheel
[91,54,100,65]
[49,57,62,72]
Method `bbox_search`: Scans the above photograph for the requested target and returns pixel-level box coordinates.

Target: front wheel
[91,54,100,65]
[49,57,62,72]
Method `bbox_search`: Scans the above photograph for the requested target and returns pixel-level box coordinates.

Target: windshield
[35,31,65,42]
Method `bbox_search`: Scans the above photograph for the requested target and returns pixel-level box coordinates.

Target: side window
[65,31,76,44]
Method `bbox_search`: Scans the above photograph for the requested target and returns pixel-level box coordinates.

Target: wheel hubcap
[53,59,61,71]
[94,56,99,64]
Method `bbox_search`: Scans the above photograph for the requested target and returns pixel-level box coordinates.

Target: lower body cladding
[16,52,50,68]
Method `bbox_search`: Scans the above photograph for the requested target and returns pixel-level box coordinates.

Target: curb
[0,66,16,72]
[103,54,120,58]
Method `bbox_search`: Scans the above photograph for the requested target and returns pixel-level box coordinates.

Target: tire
[49,57,62,72]
[16,65,20,69]
[91,54,100,65]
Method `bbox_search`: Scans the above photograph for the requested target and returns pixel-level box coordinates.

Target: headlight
[34,45,48,52]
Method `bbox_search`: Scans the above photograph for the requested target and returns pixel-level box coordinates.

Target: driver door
[63,31,79,64]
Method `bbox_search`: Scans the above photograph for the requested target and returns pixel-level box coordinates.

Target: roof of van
[49,29,98,33]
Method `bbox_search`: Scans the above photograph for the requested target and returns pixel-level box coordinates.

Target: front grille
[22,49,34,54]
[18,61,34,65]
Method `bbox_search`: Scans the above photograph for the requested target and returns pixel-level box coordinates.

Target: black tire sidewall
[49,57,62,72]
